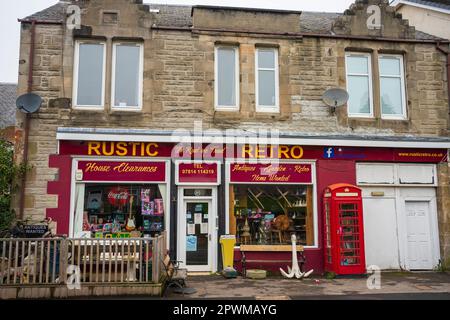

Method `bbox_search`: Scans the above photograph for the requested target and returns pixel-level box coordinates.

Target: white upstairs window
[379,54,407,119]
[111,42,144,110]
[255,48,279,113]
[73,41,106,108]
[345,53,374,117]
[215,46,239,110]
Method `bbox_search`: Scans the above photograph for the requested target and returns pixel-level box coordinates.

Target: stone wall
[14,0,445,137]
[437,163,450,268]
[192,7,301,34]
[14,23,62,221]
[37,29,449,135]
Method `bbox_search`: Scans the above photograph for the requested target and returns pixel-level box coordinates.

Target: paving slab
[165,272,450,299]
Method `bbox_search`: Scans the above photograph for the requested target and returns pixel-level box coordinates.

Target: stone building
[391,0,450,41]
[14,0,450,274]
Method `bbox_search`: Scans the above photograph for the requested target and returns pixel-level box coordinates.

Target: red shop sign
[77,161,166,182]
[230,163,313,184]
[177,163,219,184]
[107,187,129,206]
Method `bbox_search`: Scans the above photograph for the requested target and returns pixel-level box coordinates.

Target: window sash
[379,55,407,119]
[215,46,239,110]
[111,42,144,110]
[256,48,279,112]
[73,41,106,108]
[345,53,374,117]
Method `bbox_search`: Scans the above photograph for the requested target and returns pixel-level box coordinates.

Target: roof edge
[191,5,303,17]
[18,18,63,25]
[391,0,450,14]
[55,127,450,149]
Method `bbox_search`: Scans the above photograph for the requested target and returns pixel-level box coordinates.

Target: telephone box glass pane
[339,203,361,266]
[325,202,332,264]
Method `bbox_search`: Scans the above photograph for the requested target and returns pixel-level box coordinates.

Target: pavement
[164,272,450,300]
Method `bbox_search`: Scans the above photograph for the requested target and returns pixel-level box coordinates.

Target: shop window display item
[230,185,314,246]
[154,198,164,216]
[82,184,165,238]
[87,191,102,210]
[272,214,292,243]
[141,189,154,215]
[82,211,91,231]
[107,187,129,207]
[125,195,136,231]
[240,219,251,245]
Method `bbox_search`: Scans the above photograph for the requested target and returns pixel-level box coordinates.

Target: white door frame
[357,164,441,271]
[360,186,440,271]
[177,186,218,272]
[396,189,440,270]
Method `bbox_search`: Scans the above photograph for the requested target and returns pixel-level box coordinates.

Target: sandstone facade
[14,0,450,267]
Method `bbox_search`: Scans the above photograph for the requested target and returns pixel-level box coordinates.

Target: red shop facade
[47,134,448,274]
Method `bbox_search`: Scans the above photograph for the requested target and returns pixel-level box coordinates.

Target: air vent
[103,11,119,25]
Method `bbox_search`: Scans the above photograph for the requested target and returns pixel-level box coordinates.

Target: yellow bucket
[219,235,236,269]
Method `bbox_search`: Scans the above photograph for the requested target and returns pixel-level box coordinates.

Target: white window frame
[111,42,144,111]
[255,47,280,113]
[69,157,172,249]
[72,40,106,109]
[214,46,240,111]
[379,54,407,120]
[224,160,319,249]
[345,52,374,118]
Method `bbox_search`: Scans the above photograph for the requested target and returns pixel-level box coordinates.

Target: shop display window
[229,185,314,246]
[73,183,166,238]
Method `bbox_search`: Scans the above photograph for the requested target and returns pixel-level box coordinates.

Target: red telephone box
[323,184,366,275]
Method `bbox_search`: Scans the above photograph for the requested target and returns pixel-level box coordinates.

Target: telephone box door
[323,184,365,275]
[335,200,365,274]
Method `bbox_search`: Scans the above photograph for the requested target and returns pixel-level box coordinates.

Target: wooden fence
[0,233,167,286]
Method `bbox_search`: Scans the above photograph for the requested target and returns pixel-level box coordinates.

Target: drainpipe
[19,20,36,220]
[436,42,450,129]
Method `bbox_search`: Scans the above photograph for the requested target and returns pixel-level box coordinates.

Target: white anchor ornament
[280,234,314,279]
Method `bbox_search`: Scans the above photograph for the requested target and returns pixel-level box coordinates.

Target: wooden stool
[270,230,283,244]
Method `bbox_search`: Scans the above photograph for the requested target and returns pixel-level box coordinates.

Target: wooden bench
[161,255,188,289]
[239,245,306,278]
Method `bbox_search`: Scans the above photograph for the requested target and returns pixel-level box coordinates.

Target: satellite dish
[16,93,42,114]
[322,88,349,111]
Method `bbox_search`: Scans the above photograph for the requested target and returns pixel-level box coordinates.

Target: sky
[0,0,355,83]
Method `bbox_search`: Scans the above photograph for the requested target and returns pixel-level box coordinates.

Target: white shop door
[405,201,433,270]
[363,190,400,269]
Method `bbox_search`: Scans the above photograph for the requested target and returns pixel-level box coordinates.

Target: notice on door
[194,213,202,225]
[187,224,195,235]
[186,235,197,252]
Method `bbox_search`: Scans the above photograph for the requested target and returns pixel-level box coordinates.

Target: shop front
[175,162,220,272]
[47,133,448,274]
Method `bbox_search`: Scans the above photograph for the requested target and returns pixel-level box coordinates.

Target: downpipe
[18,20,36,220]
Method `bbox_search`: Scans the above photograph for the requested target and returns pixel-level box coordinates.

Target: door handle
[209,234,212,241]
